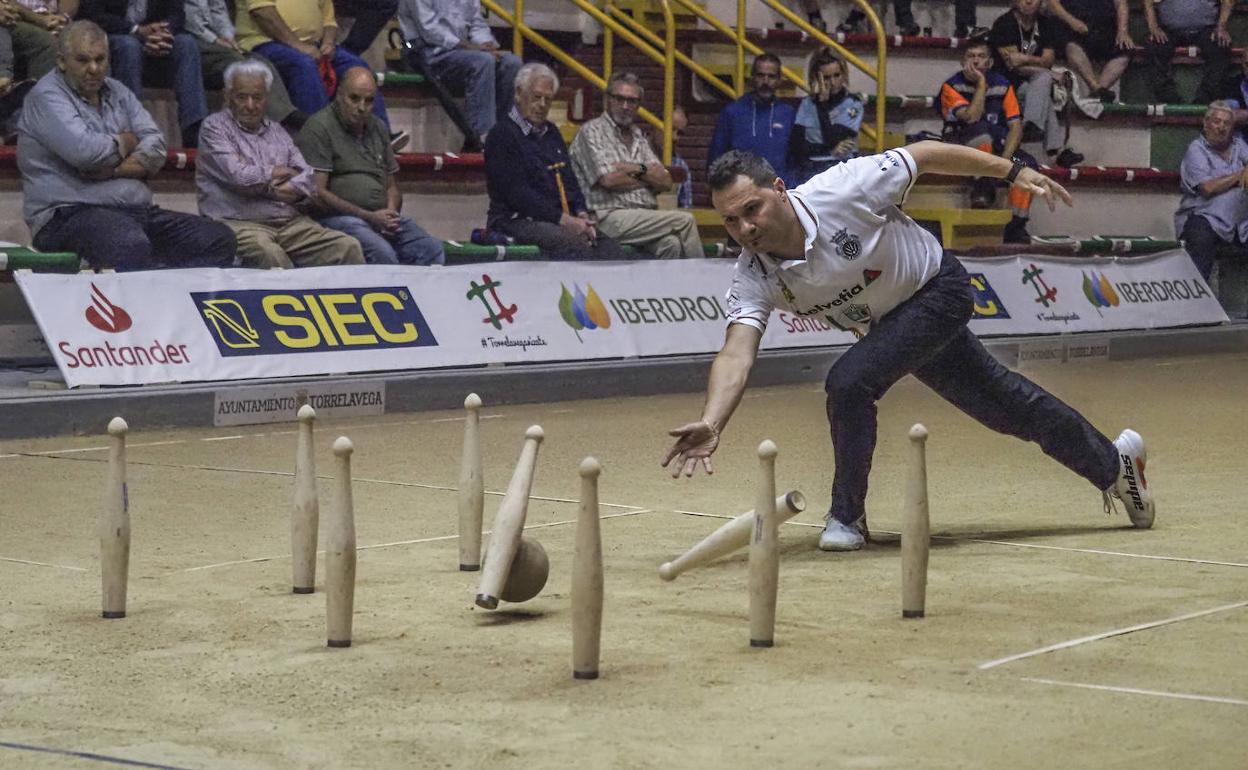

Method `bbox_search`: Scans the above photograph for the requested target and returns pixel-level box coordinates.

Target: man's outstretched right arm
[663,322,762,478]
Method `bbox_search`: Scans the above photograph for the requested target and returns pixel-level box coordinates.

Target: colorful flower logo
[558,283,610,341]
[1082,271,1120,313]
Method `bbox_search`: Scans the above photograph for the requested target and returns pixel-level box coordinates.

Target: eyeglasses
[607,93,641,106]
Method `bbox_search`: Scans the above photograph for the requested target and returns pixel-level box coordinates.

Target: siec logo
[191,287,438,357]
[85,283,133,333]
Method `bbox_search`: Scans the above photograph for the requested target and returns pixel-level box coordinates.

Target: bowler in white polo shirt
[662,143,1155,551]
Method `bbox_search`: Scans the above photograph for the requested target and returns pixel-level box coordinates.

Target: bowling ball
[500,538,549,603]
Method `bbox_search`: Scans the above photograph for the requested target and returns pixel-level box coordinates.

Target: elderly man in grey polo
[19,19,235,270]
[196,59,363,269]
[1175,100,1248,279]
[568,71,703,259]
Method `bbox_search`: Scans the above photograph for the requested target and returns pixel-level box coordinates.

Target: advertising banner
[15,250,1226,388]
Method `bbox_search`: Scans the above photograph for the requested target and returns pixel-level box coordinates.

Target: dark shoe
[898,23,921,36]
[960,25,990,40]
[969,178,995,209]
[0,79,34,121]
[1054,148,1084,168]
[390,130,411,153]
[1021,121,1044,143]
[1094,87,1117,103]
[1003,215,1031,244]
[836,9,865,33]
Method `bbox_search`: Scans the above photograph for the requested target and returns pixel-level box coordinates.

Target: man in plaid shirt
[568,71,703,258]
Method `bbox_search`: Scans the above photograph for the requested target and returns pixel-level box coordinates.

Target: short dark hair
[964,40,991,56]
[752,53,782,74]
[708,151,778,192]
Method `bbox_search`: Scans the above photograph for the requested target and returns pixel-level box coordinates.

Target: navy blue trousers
[825,253,1119,525]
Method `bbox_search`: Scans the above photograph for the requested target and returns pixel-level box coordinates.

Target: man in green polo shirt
[296,67,444,265]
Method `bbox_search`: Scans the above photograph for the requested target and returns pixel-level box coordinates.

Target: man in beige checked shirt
[568,71,703,259]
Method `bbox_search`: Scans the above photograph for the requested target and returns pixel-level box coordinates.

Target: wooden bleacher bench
[903,207,1013,248]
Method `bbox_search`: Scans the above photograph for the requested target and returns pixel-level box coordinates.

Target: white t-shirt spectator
[726,147,943,337]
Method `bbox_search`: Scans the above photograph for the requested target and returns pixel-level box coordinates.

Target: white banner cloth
[14,250,1225,388]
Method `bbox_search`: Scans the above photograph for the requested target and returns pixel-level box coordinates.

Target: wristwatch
[630,162,647,180]
[1005,159,1025,183]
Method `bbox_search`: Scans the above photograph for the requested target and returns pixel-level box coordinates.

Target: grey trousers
[1017,70,1065,155]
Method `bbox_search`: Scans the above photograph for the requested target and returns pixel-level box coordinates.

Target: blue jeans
[252,42,389,128]
[33,205,236,271]
[109,33,208,131]
[319,214,444,266]
[824,253,1118,525]
[427,48,521,138]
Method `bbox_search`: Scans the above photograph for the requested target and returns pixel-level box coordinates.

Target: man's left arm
[637,138,673,192]
[467,4,497,47]
[121,89,168,175]
[385,173,401,212]
[907,140,1072,211]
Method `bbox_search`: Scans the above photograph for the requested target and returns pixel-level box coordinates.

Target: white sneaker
[819,516,867,551]
[1105,429,1155,529]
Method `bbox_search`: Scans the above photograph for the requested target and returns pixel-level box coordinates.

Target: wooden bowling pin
[458,393,484,571]
[748,440,779,648]
[475,426,544,610]
[100,417,130,619]
[902,424,930,619]
[658,491,805,581]
[572,457,603,680]
[292,405,318,594]
[326,436,357,647]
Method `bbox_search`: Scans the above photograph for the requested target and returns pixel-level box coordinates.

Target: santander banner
[14,250,1227,388]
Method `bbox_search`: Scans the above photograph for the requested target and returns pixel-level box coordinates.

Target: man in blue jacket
[708,53,796,186]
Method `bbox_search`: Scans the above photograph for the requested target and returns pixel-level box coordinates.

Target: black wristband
[1005,159,1025,183]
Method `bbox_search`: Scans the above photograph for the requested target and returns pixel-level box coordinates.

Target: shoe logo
[85,283,133,333]
[1120,453,1146,512]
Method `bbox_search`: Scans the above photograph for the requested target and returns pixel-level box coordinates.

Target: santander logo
[85,283,133,333]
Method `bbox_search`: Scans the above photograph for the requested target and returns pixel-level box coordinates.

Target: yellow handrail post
[603,0,614,83]
[660,0,675,164]
[606,4,737,100]
[736,0,747,95]
[514,0,525,57]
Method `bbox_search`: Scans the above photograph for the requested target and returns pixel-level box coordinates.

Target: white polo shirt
[725,148,943,337]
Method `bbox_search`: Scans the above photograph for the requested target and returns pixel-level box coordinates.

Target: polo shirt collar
[509,105,548,136]
[785,189,819,259]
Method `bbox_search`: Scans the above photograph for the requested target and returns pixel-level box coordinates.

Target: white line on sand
[178,509,653,572]
[673,511,1248,570]
[202,435,244,442]
[0,556,87,572]
[1020,677,1248,706]
[978,601,1248,670]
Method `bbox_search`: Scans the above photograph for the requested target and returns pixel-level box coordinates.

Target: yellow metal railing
[484,0,675,163]
[485,0,888,162]
[758,0,886,151]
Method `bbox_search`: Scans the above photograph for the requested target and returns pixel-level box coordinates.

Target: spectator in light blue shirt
[398,0,521,146]
[790,47,863,185]
[18,21,235,270]
[1175,100,1248,278]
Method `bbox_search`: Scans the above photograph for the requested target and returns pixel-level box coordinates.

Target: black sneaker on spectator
[1094,87,1117,103]
[1053,148,1084,168]
[836,9,865,33]
[390,130,411,153]
[898,23,921,36]
[959,25,990,39]
[1003,215,1031,244]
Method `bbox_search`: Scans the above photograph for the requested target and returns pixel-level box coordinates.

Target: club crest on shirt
[844,303,872,324]
[831,227,862,260]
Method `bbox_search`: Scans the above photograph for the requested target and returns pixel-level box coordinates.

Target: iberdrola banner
[13,249,1226,387]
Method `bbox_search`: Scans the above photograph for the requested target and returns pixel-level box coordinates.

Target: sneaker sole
[1117,429,1155,529]
[818,537,864,552]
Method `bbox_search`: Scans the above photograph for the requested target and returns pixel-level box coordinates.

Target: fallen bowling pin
[475,426,544,610]
[326,436,357,647]
[658,491,805,581]
[100,416,130,619]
